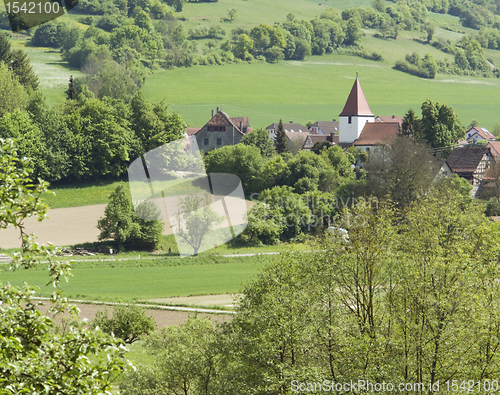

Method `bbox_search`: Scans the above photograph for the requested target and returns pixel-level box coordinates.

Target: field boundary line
[32,297,236,314]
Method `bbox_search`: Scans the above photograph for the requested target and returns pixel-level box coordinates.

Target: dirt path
[36,301,232,328]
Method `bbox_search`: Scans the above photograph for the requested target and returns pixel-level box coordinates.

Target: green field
[0,255,266,301]
[143,53,500,131]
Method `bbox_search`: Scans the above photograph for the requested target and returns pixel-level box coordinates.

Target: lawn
[0,255,267,301]
[143,54,500,131]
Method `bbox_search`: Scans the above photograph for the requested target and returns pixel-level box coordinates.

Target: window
[217,138,222,145]
[204,138,209,145]
[348,116,352,124]
[221,127,226,131]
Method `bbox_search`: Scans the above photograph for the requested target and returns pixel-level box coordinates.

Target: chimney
[217,107,219,113]
[240,121,243,132]
[332,119,336,122]
[289,120,293,123]
[212,110,214,117]
[392,114,395,118]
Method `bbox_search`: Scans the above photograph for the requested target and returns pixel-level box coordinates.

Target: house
[308,121,339,136]
[267,122,309,141]
[194,109,250,153]
[465,126,496,143]
[302,134,337,150]
[338,78,375,144]
[353,122,401,155]
[487,141,500,160]
[375,115,403,126]
[286,132,309,154]
[446,146,493,195]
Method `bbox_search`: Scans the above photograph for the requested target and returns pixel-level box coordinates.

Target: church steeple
[338,77,375,144]
[339,78,373,117]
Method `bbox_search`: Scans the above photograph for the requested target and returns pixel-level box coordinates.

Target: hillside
[2,0,500,130]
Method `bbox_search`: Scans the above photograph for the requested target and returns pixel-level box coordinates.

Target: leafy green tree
[92,305,156,344]
[204,144,266,194]
[175,192,223,255]
[0,138,130,393]
[344,17,363,45]
[0,63,29,117]
[401,108,423,140]
[234,33,254,60]
[130,91,186,156]
[97,183,140,251]
[121,317,219,395]
[420,99,464,157]
[241,127,275,158]
[274,119,289,154]
[0,33,38,91]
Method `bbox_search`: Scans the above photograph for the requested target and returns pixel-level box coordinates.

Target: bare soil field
[37,301,232,328]
[147,293,242,308]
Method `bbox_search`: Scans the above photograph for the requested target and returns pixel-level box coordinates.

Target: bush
[91,305,156,344]
[485,198,500,217]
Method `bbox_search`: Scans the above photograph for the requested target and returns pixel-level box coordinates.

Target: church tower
[339,77,374,144]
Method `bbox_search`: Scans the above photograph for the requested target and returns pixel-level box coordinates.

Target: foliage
[485,197,500,216]
[0,33,38,92]
[274,119,289,154]
[97,184,164,251]
[241,127,275,158]
[175,192,223,255]
[204,144,266,194]
[0,63,28,117]
[120,317,219,394]
[91,305,156,344]
[363,136,439,208]
[395,52,438,79]
[420,99,464,157]
[0,138,130,393]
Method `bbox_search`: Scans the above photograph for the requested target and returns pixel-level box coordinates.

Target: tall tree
[241,127,275,158]
[274,119,289,154]
[420,99,464,157]
[66,75,77,100]
[0,138,129,393]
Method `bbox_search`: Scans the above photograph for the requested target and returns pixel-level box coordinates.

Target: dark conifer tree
[274,119,289,154]
[66,75,77,100]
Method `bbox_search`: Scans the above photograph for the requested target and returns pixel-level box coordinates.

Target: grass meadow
[144,53,500,131]
[0,255,266,301]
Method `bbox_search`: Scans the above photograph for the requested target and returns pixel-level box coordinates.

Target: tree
[401,108,422,140]
[420,99,464,157]
[234,33,254,60]
[227,8,238,22]
[97,184,163,251]
[0,63,29,117]
[66,75,77,100]
[425,22,435,42]
[274,119,289,154]
[364,136,440,208]
[0,33,39,91]
[0,138,129,393]
[120,317,219,395]
[241,127,275,158]
[97,184,140,251]
[311,141,331,155]
[92,305,156,344]
[175,192,223,255]
[204,144,266,194]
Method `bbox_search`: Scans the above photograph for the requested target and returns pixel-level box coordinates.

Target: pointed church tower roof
[339,78,374,117]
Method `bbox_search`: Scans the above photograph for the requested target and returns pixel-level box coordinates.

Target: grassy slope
[0,255,266,301]
[144,53,500,131]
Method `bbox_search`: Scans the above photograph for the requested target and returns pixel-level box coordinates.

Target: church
[338,77,401,153]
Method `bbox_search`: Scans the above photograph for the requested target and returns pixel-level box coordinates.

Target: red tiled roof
[468,126,496,141]
[339,79,373,117]
[267,123,309,133]
[353,122,400,146]
[186,127,200,137]
[205,111,245,135]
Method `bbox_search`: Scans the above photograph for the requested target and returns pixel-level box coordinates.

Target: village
[187,77,500,201]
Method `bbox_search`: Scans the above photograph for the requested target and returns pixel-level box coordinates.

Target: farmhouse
[446,146,493,195]
[194,109,250,153]
[308,121,339,136]
[353,122,401,154]
[267,122,309,141]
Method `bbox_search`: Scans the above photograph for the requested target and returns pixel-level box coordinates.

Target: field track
[36,301,232,328]
[0,204,108,249]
